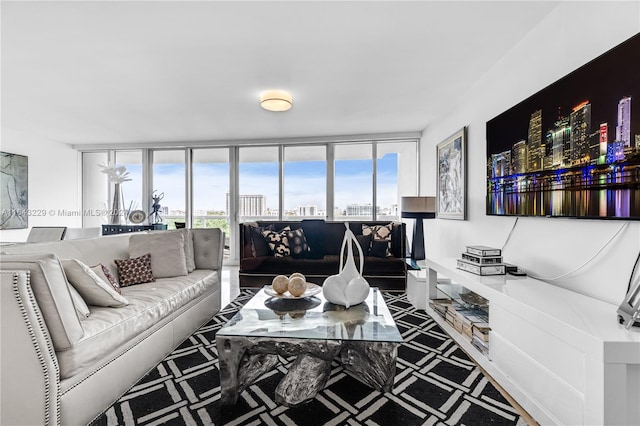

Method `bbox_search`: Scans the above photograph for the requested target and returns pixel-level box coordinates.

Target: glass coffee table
[216,287,403,407]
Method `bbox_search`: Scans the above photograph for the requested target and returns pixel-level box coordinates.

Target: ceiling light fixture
[260,90,293,112]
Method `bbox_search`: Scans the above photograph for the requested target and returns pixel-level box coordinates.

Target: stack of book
[471,322,490,355]
[457,245,506,276]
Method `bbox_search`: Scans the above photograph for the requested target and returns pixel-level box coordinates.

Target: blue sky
[120,154,398,213]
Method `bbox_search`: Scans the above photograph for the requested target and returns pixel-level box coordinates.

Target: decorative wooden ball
[288,276,306,297]
[289,272,306,282]
[272,275,290,294]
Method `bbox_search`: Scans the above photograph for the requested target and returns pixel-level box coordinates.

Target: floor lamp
[401,196,436,261]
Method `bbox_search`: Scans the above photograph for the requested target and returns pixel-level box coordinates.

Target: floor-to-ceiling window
[334,143,374,220]
[377,141,418,221]
[114,150,143,215]
[192,148,230,234]
[81,137,418,261]
[284,145,326,219]
[238,146,279,222]
[152,150,186,228]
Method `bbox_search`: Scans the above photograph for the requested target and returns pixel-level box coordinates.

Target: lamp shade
[401,196,436,219]
[260,90,293,112]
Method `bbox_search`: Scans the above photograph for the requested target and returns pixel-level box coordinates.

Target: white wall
[421,1,640,305]
[0,128,81,242]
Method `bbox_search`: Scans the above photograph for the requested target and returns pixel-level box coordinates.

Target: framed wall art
[437,127,466,220]
[0,151,28,230]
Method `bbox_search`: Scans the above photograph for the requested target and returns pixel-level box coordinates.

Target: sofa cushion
[300,220,326,259]
[192,228,224,270]
[115,253,155,286]
[129,231,187,278]
[262,227,291,257]
[180,229,196,272]
[68,285,91,319]
[56,270,217,379]
[369,240,390,258]
[91,263,121,294]
[0,253,84,350]
[250,225,273,257]
[355,234,372,256]
[362,223,393,257]
[63,259,129,307]
[286,228,310,258]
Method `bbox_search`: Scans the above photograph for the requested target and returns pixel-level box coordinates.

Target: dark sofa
[239,220,407,291]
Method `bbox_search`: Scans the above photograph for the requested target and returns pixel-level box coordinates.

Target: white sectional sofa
[0,228,225,425]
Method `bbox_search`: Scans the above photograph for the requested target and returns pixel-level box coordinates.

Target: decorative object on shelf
[437,127,466,220]
[322,223,370,308]
[0,151,28,230]
[401,196,436,261]
[128,210,146,224]
[149,190,164,224]
[98,163,131,225]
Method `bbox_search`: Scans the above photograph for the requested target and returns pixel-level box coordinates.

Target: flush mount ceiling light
[260,90,293,112]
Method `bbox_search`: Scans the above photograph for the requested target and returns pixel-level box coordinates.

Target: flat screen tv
[486,32,640,220]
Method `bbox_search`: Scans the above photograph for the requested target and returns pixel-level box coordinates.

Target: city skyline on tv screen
[486,32,640,220]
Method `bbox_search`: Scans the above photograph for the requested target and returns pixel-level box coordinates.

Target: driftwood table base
[217,335,398,407]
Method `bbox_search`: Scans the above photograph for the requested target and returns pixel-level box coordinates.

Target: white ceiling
[1,1,560,147]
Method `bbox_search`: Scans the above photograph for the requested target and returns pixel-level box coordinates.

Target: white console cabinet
[424,258,640,426]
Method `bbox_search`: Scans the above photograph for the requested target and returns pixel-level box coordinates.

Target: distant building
[511,142,525,174]
[297,205,319,216]
[227,193,266,217]
[346,204,379,216]
[527,109,543,171]
[548,115,570,168]
[616,96,632,148]
[570,101,591,164]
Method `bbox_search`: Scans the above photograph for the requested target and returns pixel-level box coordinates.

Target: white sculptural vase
[322,223,370,308]
[109,183,126,225]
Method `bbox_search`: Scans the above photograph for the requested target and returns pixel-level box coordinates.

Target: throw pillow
[250,225,273,257]
[68,285,91,319]
[362,223,393,257]
[262,226,291,257]
[90,263,121,294]
[62,259,129,307]
[369,240,390,258]
[129,231,187,278]
[114,253,155,287]
[286,228,311,258]
[355,234,372,256]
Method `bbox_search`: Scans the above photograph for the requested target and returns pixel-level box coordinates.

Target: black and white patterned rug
[92,291,528,425]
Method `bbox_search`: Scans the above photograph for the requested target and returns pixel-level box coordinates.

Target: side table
[406,269,428,310]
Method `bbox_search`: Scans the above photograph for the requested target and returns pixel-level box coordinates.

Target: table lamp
[401,196,436,261]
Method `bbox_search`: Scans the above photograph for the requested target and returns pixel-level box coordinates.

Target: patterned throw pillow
[286,228,311,258]
[114,253,155,286]
[262,227,291,258]
[362,223,393,257]
[91,263,121,294]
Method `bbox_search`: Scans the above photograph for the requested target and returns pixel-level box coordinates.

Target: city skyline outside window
[193,148,229,234]
[81,139,418,259]
[239,146,279,221]
[335,143,373,220]
[284,145,326,218]
[153,150,185,227]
